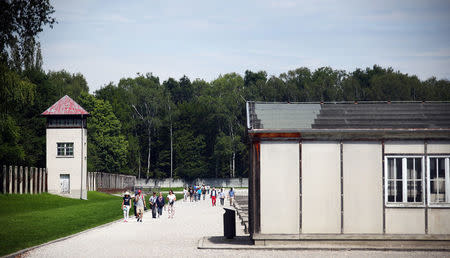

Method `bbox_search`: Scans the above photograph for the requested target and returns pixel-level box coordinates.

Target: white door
[60,174,70,193]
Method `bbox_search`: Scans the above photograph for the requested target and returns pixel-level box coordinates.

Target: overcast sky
[40,0,450,92]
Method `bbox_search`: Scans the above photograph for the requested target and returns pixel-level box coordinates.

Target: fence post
[24,166,28,194]
[19,166,23,194]
[2,165,6,194]
[38,168,42,194]
[93,172,97,191]
[30,167,34,194]
[13,166,18,193]
[44,168,47,192]
[34,167,37,193]
[8,166,12,194]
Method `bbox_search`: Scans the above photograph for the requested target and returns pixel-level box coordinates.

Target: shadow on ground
[205,236,253,246]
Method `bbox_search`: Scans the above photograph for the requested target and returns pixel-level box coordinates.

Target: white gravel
[24,194,446,258]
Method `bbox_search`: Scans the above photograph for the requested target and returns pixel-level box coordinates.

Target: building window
[385,156,424,205]
[57,143,74,156]
[428,157,450,205]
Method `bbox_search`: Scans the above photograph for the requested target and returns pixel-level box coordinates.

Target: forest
[1,1,450,179]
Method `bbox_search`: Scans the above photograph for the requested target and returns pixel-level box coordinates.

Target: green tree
[78,93,129,173]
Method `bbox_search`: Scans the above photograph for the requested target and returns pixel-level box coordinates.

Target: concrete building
[246,101,450,245]
[42,95,89,199]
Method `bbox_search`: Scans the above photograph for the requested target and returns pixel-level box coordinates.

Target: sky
[40,0,450,92]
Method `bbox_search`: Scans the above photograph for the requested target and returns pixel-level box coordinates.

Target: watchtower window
[57,143,74,156]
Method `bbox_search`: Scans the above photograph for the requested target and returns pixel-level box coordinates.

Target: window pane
[396,181,403,202]
[407,181,414,202]
[407,159,413,179]
[415,158,422,179]
[396,159,402,179]
[388,181,395,202]
[388,158,394,179]
[438,158,445,178]
[416,181,422,202]
[430,158,437,180]
[430,180,438,203]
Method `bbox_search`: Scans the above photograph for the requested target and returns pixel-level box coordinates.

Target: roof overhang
[248,128,450,141]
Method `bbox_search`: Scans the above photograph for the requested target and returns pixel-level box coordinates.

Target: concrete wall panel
[302,141,341,233]
[428,209,450,234]
[385,141,424,154]
[260,142,300,234]
[343,142,383,234]
[427,141,450,154]
[385,208,425,234]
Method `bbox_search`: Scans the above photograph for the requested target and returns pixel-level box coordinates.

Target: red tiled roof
[41,95,90,116]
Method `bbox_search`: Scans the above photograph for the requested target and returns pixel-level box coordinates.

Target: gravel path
[24,194,446,258]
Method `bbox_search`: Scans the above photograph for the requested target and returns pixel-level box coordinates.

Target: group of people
[121,186,236,222]
[121,189,177,222]
[183,185,235,207]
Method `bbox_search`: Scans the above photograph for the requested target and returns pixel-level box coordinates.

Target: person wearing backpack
[135,189,146,222]
[149,192,157,219]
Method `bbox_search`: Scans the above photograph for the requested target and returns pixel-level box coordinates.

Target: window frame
[384,155,425,207]
[56,142,74,157]
[427,156,450,207]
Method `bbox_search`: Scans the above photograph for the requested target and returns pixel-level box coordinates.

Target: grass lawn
[0,191,122,256]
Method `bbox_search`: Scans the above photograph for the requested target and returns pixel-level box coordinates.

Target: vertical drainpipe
[80,114,84,199]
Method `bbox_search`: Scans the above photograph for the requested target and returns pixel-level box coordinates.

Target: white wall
[427,141,450,154]
[46,128,87,199]
[385,140,424,154]
[343,142,383,233]
[385,208,425,234]
[428,209,450,234]
[302,141,341,233]
[260,141,300,234]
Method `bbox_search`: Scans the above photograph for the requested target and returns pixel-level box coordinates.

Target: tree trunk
[147,124,151,178]
[170,121,173,178]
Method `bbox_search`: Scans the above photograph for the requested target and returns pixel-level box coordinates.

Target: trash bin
[223,208,236,239]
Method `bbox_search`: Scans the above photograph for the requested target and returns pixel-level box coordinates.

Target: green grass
[0,192,123,256]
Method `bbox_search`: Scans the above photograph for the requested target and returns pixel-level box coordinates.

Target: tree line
[1,0,449,179]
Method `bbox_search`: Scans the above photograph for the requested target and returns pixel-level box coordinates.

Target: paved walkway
[24,195,446,258]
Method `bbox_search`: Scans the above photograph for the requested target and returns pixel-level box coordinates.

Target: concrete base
[48,189,87,200]
[198,236,450,251]
[252,233,450,241]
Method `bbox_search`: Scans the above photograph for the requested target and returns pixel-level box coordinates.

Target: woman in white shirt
[167,190,176,219]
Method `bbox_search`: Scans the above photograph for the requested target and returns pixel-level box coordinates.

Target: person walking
[133,190,138,219]
[121,191,132,222]
[202,185,206,200]
[196,187,202,202]
[135,189,146,222]
[210,187,217,206]
[219,188,225,206]
[183,187,188,202]
[167,190,176,219]
[156,192,165,218]
[189,186,194,202]
[228,187,235,206]
[149,192,157,219]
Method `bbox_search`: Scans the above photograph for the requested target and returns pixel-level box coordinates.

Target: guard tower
[41,95,90,199]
